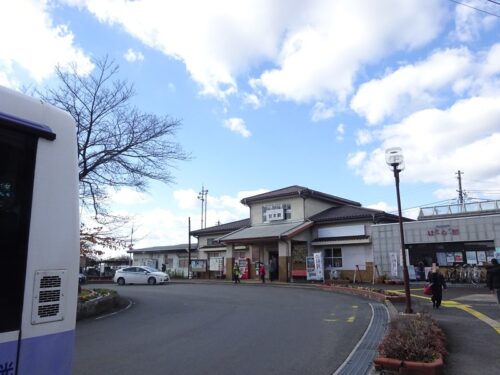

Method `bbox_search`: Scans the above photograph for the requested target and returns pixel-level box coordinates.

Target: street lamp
[385,147,413,314]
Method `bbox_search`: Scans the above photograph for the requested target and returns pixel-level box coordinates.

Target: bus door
[0,125,38,374]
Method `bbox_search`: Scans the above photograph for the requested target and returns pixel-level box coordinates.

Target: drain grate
[333,303,388,375]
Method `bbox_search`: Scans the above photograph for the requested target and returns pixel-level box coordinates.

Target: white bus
[0,86,79,374]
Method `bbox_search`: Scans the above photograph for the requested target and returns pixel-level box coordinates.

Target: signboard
[313,252,324,280]
[408,265,416,281]
[466,251,477,265]
[477,251,486,264]
[191,259,207,272]
[390,252,398,277]
[436,252,447,267]
[238,258,249,279]
[306,253,324,281]
[427,225,460,237]
[209,257,224,271]
[454,252,463,263]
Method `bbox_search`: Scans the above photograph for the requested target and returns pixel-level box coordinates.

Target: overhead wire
[448,0,500,18]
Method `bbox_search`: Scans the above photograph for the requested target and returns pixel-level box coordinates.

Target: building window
[324,248,342,268]
[207,238,217,246]
[262,203,291,222]
[179,258,189,268]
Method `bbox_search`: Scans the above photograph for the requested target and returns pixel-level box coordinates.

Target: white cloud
[66,0,444,103]
[347,96,500,198]
[109,187,151,205]
[312,102,335,122]
[124,48,144,62]
[173,189,199,210]
[250,1,445,104]
[351,48,474,125]
[243,93,261,109]
[224,117,251,137]
[453,1,498,42]
[110,188,268,249]
[336,123,345,141]
[0,0,93,84]
[356,129,373,146]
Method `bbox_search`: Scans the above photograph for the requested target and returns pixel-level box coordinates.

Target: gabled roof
[128,243,197,254]
[190,218,250,237]
[218,221,313,243]
[309,205,413,223]
[240,185,361,207]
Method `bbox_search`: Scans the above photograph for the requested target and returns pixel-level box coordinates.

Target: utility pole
[188,216,192,279]
[198,185,208,228]
[128,224,134,265]
[456,170,464,209]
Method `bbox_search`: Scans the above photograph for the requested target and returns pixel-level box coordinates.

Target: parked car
[79,273,87,284]
[113,266,170,285]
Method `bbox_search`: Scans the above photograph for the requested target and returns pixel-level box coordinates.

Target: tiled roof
[240,185,361,207]
[128,243,197,254]
[218,221,312,243]
[309,205,412,223]
[190,218,250,237]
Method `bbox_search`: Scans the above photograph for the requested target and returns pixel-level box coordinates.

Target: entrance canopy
[218,221,312,243]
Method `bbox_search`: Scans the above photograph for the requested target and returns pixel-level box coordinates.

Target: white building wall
[249,197,304,225]
[371,214,500,277]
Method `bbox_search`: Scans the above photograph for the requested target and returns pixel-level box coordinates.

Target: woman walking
[259,262,266,283]
[427,263,447,309]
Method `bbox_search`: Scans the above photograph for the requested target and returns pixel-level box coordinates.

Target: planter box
[374,354,444,375]
[385,295,406,303]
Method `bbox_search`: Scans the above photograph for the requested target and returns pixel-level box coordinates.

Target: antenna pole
[456,170,464,209]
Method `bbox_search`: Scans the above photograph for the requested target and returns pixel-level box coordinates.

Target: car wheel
[117,277,125,286]
[148,277,156,285]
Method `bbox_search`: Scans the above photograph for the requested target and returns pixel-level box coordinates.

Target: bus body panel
[17,330,75,375]
[0,86,79,375]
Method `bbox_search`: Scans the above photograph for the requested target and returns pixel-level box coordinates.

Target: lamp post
[385,147,413,314]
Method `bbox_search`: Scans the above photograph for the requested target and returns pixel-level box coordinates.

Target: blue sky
[1,1,500,253]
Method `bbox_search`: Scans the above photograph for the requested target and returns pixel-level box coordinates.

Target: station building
[191,186,406,282]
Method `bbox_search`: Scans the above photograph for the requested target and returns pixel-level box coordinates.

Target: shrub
[378,313,446,363]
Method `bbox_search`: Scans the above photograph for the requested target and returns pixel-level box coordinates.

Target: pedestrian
[233,261,241,284]
[269,257,277,282]
[259,262,266,283]
[427,263,447,309]
[486,258,500,306]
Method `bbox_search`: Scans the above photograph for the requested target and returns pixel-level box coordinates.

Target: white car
[114,266,170,285]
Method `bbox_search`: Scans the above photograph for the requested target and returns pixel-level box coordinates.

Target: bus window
[0,127,37,333]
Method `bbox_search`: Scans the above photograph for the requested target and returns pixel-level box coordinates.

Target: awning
[219,221,313,243]
[311,235,371,246]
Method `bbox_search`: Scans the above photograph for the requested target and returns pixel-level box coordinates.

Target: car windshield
[142,266,159,273]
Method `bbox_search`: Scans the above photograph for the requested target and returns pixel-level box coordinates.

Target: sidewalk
[379,283,500,374]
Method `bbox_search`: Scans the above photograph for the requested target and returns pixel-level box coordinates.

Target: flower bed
[374,313,446,374]
[319,284,406,303]
[77,288,127,320]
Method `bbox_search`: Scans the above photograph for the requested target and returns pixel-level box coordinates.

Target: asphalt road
[73,282,373,375]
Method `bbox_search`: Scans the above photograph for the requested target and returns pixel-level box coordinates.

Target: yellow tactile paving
[389,289,500,334]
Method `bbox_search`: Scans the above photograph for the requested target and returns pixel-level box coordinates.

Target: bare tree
[40,56,189,221]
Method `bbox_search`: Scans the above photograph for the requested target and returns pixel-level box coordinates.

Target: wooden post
[356,265,363,283]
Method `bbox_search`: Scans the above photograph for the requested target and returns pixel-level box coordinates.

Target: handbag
[423,284,433,295]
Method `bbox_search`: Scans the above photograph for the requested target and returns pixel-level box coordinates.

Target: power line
[486,0,500,6]
[449,0,500,18]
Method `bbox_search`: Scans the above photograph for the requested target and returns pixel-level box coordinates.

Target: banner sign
[209,257,224,271]
[390,252,398,277]
[306,253,324,281]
